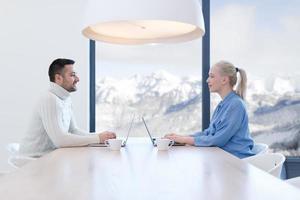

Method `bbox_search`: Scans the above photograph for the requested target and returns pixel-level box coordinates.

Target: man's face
[56,64,79,92]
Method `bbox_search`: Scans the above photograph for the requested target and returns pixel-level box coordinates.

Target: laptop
[88,114,135,147]
[141,117,185,146]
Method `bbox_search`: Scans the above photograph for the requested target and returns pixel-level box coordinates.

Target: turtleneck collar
[49,82,70,100]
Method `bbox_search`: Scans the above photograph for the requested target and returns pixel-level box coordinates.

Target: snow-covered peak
[272,77,294,95]
[247,79,266,95]
[96,77,138,104]
[96,72,300,108]
[137,70,181,96]
[150,69,179,82]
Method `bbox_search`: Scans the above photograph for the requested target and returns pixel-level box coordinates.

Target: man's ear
[54,74,62,84]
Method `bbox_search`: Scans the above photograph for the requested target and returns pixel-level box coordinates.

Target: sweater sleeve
[194,102,244,147]
[69,112,95,135]
[39,95,99,147]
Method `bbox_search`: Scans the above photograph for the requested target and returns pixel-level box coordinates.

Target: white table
[1,138,300,200]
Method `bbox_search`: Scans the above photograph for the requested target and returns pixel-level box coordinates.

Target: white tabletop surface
[1,138,300,200]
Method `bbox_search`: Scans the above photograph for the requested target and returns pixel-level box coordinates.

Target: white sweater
[19,82,99,157]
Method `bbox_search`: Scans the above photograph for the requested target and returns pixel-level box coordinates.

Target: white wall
[0,0,89,170]
[0,0,203,171]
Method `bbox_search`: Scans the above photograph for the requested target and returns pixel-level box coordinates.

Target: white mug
[105,139,122,150]
[156,138,174,150]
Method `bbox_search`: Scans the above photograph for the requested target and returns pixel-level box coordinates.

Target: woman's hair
[214,60,247,100]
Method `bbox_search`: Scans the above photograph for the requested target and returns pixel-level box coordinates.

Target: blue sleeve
[190,128,210,137]
[190,104,219,137]
[194,102,245,147]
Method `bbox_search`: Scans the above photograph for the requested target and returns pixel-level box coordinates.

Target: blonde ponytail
[235,68,247,100]
[214,60,247,100]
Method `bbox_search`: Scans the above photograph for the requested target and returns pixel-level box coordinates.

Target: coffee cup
[105,139,123,150]
[156,138,174,150]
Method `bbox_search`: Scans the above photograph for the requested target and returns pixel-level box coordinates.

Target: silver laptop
[88,114,135,147]
[141,117,185,146]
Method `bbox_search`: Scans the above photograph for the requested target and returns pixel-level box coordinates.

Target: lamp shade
[82,0,205,45]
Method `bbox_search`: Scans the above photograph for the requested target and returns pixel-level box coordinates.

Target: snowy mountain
[96,71,300,155]
[96,70,202,136]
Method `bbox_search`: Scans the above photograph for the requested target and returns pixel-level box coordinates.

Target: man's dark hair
[48,58,75,82]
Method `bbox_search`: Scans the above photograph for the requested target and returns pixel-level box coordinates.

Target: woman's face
[206,65,225,93]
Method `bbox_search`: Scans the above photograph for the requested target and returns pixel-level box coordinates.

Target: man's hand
[98,131,116,143]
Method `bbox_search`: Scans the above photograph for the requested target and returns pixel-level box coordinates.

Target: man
[19,58,116,157]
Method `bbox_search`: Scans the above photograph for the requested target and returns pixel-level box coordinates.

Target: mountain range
[96,70,300,155]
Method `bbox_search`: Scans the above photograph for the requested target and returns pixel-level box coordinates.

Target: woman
[165,61,255,158]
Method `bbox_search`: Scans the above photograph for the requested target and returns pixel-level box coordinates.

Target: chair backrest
[8,156,37,169]
[6,143,20,155]
[252,143,269,155]
[6,142,36,169]
[244,153,286,178]
[286,177,300,189]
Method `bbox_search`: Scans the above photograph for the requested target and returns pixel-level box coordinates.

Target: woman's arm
[164,134,195,145]
[194,102,245,147]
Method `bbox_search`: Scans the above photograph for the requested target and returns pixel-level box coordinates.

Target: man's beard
[68,84,77,92]
[68,87,77,92]
[63,82,77,92]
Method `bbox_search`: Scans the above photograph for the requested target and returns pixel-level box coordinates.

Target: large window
[212,1,300,156]
[95,41,202,137]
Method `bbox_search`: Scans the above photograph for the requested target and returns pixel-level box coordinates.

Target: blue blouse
[192,91,255,158]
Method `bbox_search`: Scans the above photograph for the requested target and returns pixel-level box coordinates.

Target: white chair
[6,143,20,155]
[286,177,300,189]
[243,153,286,178]
[252,143,269,155]
[6,143,36,169]
[8,156,36,169]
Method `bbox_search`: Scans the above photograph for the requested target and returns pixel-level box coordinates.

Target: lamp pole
[89,39,96,132]
[202,0,210,130]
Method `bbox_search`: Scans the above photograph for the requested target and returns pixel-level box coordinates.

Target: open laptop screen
[89,114,135,147]
[141,116,185,146]
[141,117,156,146]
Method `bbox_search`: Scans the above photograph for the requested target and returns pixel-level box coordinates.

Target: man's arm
[39,95,99,147]
[69,112,90,135]
[69,111,116,143]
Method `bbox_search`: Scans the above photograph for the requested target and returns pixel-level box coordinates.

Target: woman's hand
[164,133,195,145]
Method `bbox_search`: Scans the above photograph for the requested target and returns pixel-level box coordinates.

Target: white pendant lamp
[82,0,205,45]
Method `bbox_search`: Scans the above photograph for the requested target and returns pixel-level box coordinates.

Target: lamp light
[82,0,205,44]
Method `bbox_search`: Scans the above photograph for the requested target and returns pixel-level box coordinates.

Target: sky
[93,1,300,79]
